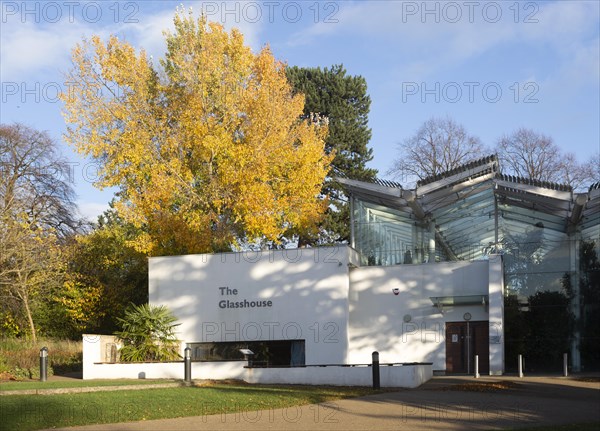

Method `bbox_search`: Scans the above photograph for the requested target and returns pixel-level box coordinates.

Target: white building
[148,155,600,375]
[149,245,503,374]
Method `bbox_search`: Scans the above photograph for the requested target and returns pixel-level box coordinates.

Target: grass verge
[0,379,177,391]
[0,383,382,430]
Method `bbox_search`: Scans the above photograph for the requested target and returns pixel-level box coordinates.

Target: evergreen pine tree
[287,64,377,244]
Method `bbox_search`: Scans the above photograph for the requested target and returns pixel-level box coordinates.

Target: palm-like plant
[115,304,181,362]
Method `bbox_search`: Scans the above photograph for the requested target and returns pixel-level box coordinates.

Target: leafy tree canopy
[1,123,80,341]
[61,203,148,335]
[62,10,332,255]
[286,64,376,243]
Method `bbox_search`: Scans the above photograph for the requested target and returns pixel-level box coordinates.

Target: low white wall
[84,360,246,380]
[246,364,432,388]
[84,361,430,388]
[83,333,431,386]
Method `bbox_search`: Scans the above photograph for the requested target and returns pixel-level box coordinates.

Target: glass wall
[579,204,600,371]
[349,176,599,371]
[501,221,574,372]
[352,198,434,266]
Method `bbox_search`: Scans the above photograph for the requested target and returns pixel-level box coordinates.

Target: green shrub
[115,304,181,362]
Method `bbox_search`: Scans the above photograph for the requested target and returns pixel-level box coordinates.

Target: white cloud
[517,1,598,44]
[115,10,176,61]
[0,3,265,83]
[77,201,110,222]
[0,20,105,82]
[290,0,599,81]
[129,2,265,56]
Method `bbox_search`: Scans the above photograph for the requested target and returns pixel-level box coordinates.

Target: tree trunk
[22,294,37,343]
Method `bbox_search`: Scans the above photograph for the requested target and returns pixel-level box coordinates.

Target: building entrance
[445,321,489,374]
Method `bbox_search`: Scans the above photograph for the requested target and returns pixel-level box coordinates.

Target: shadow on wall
[348,261,490,369]
[149,246,352,365]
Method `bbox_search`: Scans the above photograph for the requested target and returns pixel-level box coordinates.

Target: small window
[187,339,305,366]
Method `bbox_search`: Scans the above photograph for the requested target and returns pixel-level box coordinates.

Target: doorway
[445,321,489,374]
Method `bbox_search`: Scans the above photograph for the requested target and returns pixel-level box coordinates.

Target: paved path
[46,376,600,430]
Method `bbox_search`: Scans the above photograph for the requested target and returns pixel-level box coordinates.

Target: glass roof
[339,155,599,264]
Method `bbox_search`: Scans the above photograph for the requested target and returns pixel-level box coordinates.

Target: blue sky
[1,1,599,221]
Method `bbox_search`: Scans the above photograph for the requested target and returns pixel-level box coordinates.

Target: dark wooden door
[445,321,489,374]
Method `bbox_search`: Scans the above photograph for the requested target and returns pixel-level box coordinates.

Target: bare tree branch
[387,116,487,186]
[496,128,595,191]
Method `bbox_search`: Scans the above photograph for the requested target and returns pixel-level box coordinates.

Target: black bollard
[184,347,191,384]
[40,347,48,382]
[372,351,380,389]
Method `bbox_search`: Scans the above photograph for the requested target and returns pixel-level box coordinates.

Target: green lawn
[0,384,380,431]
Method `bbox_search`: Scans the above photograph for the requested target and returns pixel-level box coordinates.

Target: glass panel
[579,238,600,370]
[500,209,573,371]
[186,340,305,366]
[353,197,428,265]
[429,185,496,262]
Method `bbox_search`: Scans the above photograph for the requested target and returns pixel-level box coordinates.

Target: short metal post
[474,355,480,379]
[518,354,523,378]
[39,347,48,382]
[563,353,568,377]
[184,347,191,384]
[372,351,380,389]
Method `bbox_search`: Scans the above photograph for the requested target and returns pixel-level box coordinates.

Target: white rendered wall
[149,246,354,365]
[149,247,500,374]
[348,261,490,371]
[245,364,432,388]
[84,360,246,380]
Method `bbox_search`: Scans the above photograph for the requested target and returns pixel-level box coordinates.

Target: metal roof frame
[340,155,599,263]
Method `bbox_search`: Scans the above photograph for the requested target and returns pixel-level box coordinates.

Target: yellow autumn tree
[62,10,332,255]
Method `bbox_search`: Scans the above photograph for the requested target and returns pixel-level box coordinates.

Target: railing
[245,362,433,368]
